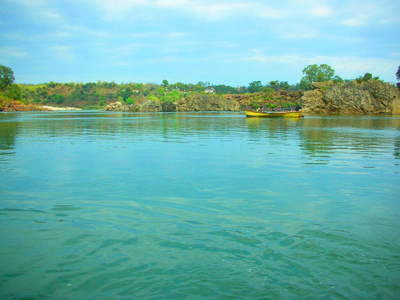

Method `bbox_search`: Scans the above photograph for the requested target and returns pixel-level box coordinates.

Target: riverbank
[41,106,81,111]
[0,99,49,112]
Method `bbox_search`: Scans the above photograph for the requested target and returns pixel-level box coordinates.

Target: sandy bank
[41,106,81,111]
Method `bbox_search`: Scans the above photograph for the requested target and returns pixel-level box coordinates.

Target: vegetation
[0,65,22,101]
[300,64,342,90]
[0,64,396,111]
[355,72,380,83]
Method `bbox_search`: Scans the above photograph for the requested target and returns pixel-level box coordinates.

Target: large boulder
[138,100,162,112]
[301,80,400,114]
[161,101,177,112]
[175,93,240,111]
[104,100,161,112]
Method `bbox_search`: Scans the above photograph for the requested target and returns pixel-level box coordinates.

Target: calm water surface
[0,111,399,299]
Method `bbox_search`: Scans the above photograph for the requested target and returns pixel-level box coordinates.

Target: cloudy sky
[0,0,399,85]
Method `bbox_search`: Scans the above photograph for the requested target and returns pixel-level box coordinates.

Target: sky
[0,0,399,86]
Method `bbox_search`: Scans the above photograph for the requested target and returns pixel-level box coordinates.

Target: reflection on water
[0,114,19,159]
[0,111,400,299]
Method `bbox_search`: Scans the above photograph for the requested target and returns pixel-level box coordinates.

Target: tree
[396,66,400,81]
[0,65,15,92]
[248,81,263,93]
[269,80,279,90]
[355,72,379,83]
[162,79,169,87]
[300,64,337,90]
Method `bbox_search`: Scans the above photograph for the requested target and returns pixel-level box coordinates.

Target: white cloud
[0,46,28,57]
[242,49,398,81]
[91,0,251,21]
[9,0,65,24]
[51,45,74,61]
[311,6,332,16]
[342,15,367,27]
[256,7,284,19]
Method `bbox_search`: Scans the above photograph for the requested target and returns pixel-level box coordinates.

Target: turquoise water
[0,111,399,299]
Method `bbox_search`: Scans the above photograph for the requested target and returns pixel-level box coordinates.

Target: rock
[137,100,161,112]
[161,101,176,112]
[309,81,335,90]
[300,90,325,113]
[175,94,240,111]
[301,80,400,114]
[104,101,124,111]
[104,100,161,112]
[0,99,50,112]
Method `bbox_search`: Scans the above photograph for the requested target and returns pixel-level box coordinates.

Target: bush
[126,97,135,104]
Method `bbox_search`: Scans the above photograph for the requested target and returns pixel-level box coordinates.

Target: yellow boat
[245,110,304,118]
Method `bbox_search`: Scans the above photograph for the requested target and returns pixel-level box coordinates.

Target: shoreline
[41,106,81,111]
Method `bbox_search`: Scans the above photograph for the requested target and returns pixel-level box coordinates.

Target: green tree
[300,64,337,90]
[173,82,188,92]
[248,81,263,93]
[162,79,169,87]
[269,80,279,90]
[396,66,400,81]
[0,65,15,92]
[355,72,379,83]
[126,97,135,104]
[162,90,181,102]
[5,84,22,101]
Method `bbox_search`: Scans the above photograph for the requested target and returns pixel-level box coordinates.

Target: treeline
[16,79,302,109]
[2,64,399,111]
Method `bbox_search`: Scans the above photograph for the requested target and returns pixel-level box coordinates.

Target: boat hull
[245,110,304,118]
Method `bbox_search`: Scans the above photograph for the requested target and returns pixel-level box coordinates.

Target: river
[0,111,399,299]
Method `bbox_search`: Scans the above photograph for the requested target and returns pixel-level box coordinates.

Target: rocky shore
[0,100,50,112]
[105,93,241,112]
[301,80,400,114]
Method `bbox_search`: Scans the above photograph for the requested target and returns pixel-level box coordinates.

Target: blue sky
[0,0,399,86]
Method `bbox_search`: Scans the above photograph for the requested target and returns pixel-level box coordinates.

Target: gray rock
[161,101,176,112]
[301,80,400,114]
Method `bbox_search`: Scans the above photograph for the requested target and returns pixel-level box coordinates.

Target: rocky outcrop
[175,94,240,111]
[104,94,241,112]
[161,101,176,112]
[301,80,400,114]
[104,100,162,112]
[0,99,50,112]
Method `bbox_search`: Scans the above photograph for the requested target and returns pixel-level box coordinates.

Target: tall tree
[248,81,263,93]
[0,65,15,92]
[396,66,400,81]
[300,64,337,90]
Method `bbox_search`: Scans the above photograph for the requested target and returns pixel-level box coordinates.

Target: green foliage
[148,95,160,102]
[162,79,169,87]
[5,84,22,101]
[0,65,22,102]
[126,97,135,104]
[248,81,263,93]
[300,64,338,90]
[213,84,237,94]
[161,90,181,102]
[396,66,400,81]
[355,73,380,83]
[263,87,274,98]
[188,83,203,92]
[0,65,15,91]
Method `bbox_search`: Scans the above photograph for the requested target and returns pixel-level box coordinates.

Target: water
[0,111,399,299]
